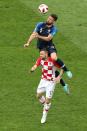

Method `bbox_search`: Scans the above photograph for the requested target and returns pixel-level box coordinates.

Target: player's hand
[30,67,35,73]
[30,69,34,73]
[24,43,29,48]
[53,75,61,83]
[29,70,34,74]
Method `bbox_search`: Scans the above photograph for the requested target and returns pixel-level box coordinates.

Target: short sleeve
[53,60,61,68]
[50,26,58,36]
[35,57,41,66]
[33,22,43,32]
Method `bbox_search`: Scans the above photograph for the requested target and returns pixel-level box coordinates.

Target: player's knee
[45,98,51,104]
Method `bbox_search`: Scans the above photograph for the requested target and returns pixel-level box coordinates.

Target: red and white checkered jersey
[35,57,59,81]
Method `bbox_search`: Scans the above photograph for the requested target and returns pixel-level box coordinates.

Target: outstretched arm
[30,64,38,72]
[24,32,38,47]
[30,57,41,73]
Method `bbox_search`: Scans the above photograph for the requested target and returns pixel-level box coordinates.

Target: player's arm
[54,69,64,83]
[30,57,41,72]
[30,64,37,72]
[36,34,53,41]
[36,26,57,41]
[24,32,38,47]
[53,60,64,83]
[24,22,42,47]
[58,69,64,78]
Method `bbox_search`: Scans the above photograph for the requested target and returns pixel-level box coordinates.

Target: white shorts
[37,79,56,99]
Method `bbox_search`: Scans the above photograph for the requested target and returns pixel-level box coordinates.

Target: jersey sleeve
[53,60,61,68]
[35,57,41,66]
[33,22,43,32]
[50,26,58,36]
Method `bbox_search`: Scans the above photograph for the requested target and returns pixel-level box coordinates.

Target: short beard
[46,22,52,26]
[42,58,45,60]
[42,57,46,60]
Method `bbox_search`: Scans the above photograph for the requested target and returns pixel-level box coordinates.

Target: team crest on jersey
[48,62,53,66]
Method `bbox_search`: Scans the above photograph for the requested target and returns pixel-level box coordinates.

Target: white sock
[44,103,51,112]
[39,96,45,105]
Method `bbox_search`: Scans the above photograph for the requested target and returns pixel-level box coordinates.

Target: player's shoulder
[36,22,45,27]
[36,57,42,66]
[37,57,42,61]
[48,57,54,62]
[52,25,58,32]
[48,57,58,65]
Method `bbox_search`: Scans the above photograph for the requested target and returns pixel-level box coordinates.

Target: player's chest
[39,27,51,35]
[41,60,54,70]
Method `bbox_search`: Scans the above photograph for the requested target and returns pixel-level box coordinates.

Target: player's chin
[42,57,45,60]
[46,22,53,25]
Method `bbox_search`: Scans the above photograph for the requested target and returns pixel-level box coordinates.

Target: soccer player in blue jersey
[24,14,72,93]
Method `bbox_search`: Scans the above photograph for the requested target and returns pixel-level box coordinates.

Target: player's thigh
[46,81,56,99]
[37,79,46,94]
[37,92,44,99]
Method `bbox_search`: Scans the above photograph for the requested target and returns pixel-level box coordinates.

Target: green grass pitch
[0,0,87,130]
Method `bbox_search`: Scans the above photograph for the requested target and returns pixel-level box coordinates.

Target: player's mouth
[46,22,52,25]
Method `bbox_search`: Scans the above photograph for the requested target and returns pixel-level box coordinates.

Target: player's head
[46,14,58,26]
[40,48,48,60]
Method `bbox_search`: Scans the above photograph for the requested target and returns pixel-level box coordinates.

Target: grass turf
[0,0,87,130]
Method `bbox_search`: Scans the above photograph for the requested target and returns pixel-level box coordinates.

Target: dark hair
[50,14,58,21]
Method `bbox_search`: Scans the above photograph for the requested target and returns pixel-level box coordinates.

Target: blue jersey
[34,22,58,50]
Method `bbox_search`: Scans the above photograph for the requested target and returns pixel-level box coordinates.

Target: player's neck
[46,22,53,27]
[46,24,53,28]
[42,57,48,61]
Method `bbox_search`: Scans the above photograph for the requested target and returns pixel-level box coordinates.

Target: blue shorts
[47,45,57,54]
[38,44,57,55]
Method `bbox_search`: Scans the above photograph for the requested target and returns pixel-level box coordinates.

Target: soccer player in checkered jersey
[30,49,64,124]
[24,14,72,90]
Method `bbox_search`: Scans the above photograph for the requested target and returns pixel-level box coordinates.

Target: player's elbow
[46,37,52,41]
[47,35,53,41]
